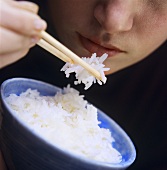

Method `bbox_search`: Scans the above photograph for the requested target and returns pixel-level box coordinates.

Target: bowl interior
[0,78,136,168]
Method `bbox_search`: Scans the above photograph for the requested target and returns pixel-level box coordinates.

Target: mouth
[78,33,125,57]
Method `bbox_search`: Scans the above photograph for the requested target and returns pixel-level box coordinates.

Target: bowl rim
[0,77,136,168]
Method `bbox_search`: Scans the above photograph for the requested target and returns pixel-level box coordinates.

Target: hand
[0,0,47,68]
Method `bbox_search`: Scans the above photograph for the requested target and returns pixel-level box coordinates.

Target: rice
[61,53,110,90]
[5,85,122,163]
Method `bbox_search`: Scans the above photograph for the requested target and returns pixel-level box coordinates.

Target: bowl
[0,78,136,170]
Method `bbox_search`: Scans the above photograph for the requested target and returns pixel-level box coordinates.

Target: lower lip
[79,34,121,57]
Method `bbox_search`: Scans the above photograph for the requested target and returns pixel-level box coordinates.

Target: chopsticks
[37,31,102,80]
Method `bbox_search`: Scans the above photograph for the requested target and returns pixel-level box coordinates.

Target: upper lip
[89,38,123,52]
[80,33,124,52]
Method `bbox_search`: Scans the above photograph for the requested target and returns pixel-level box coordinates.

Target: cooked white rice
[61,53,110,90]
[5,85,122,163]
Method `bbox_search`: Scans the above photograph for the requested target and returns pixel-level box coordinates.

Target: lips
[79,34,124,57]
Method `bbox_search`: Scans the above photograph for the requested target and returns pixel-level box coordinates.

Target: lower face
[48,0,167,75]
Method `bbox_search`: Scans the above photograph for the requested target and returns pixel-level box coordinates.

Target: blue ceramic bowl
[0,78,136,170]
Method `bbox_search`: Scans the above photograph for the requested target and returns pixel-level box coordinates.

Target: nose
[94,0,135,34]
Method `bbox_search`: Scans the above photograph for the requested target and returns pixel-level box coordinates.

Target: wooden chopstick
[37,39,73,63]
[37,31,102,80]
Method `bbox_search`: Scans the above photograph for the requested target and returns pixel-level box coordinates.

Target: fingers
[0,48,29,68]
[0,0,47,36]
[0,26,38,54]
[9,0,39,13]
[0,0,47,67]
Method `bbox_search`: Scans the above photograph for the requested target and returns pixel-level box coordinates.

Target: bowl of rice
[0,78,136,170]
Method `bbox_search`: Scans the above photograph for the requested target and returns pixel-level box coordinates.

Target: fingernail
[34,19,47,30]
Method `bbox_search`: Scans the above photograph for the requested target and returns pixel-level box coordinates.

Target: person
[0,0,167,169]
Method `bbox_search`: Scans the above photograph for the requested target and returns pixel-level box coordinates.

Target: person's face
[48,0,167,75]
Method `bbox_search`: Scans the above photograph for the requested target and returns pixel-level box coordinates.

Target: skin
[48,0,167,74]
[0,0,47,68]
[0,0,167,169]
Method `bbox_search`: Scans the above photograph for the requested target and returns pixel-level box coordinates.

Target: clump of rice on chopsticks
[61,53,110,90]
